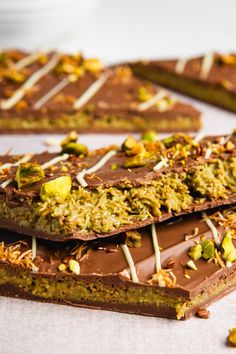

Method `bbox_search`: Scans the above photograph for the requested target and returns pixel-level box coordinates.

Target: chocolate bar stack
[0,131,236,320]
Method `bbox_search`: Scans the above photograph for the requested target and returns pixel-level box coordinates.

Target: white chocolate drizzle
[31,236,37,260]
[0,153,32,173]
[34,77,69,110]
[0,153,33,189]
[13,50,51,70]
[137,90,167,112]
[73,72,110,110]
[41,153,69,170]
[120,244,139,283]
[192,132,204,144]
[153,157,168,172]
[202,212,221,246]
[0,53,61,110]
[200,52,214,80]
[76,150,116,187]
[205,148,212,159]
[151,224,161,273]
[175,58,189,74]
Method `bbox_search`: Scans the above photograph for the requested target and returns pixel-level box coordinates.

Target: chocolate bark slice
[130,53,236,112]
[0,207,236,319]
[0,132,236,241]
[0,50,201,133]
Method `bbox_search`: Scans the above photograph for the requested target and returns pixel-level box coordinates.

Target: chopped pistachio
[141,130,157,142]
[62,142,88,157]
[83,58,103,73]
[121,136,137,152]
[202,239,215,260]
[4,70,25,83]
[188,244,202,260]
[228,328,236,346]
[58,263,67,271]
[16,163,45,188]
[162,136,174,147]
[186,260,198,271]
[40,176,72,202]
[221,231,236,263]
[111,163,119,171]
[125,230,142,248]
[137,86,152,102]
[61,131,78,147]
[124,150,157,168]
[69,259,80,275]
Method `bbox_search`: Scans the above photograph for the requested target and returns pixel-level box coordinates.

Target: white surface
[1,1,236,353]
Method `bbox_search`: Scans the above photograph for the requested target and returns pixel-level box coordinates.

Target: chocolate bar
[130,53,236,112]
[0,207,236,319]
[0,132,236,241]
[0,50,201,133]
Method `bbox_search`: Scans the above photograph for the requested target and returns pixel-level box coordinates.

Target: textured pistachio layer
[0,158,236,237]
[0,112,200,132]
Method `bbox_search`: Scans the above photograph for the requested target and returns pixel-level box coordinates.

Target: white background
[1,1,236,354]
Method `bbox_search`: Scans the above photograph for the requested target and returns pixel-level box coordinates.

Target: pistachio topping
[188,244,202,260]
[61,142,88,157]
[40,175,72,202]
[16,162,45,188]
[141,130,157,142]
[69,259,80,275]
[221,231,236,264]
[61,130,78,147]
[202,239,215,260]
[58,263,67,272]
[125,230,142,248]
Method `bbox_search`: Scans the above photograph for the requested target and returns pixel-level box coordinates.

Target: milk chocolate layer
[0,50,201,133]
[0,133,236,241]
[130,53,236,112]
[0,208,236,319]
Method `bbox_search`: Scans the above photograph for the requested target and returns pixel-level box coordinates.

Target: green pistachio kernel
[58,263,67,271]
[186,260,198,270]
[125,230,142,248]
[188,244,202,260]
[124,151,157,168]
[111,163,119,171]
[121,136,137,152]
[69,259,80,275]
[62,142,88,157]
[228,328,236,347]
[141,130,157,142]
[16,163,45,188]
[202,239,215,260]
[61,131,78,147]
[40,176,72,202]
[221,231,236,263]
[162,136,174,146]
[137,86,152,102]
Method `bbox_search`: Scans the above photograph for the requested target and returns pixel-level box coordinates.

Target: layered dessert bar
[130,53,236,112]
[0,207,236,319]
[0,132,236,241]
[0,50,201,133]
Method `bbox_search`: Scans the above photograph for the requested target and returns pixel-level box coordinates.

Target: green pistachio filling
[0,264,236,319]
[0,112,201,132]
[0,158,236,237]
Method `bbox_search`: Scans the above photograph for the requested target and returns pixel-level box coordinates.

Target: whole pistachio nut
[141,130,158,142]
[62,142,88,157]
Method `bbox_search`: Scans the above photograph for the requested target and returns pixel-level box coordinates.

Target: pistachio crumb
[58,263,67,271]
[125,230,142,248]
